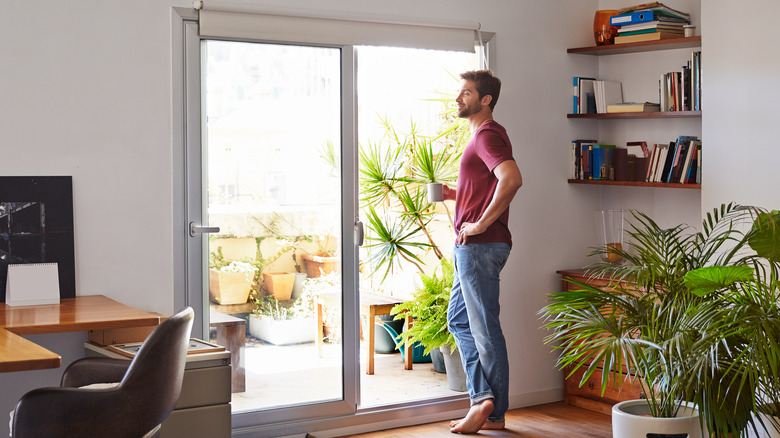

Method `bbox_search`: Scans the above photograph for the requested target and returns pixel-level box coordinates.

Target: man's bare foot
[449,399,495,434]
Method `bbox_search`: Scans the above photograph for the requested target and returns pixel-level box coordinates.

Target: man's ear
[481,94,493,107]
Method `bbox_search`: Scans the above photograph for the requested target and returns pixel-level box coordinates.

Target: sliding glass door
[184,35,360,427]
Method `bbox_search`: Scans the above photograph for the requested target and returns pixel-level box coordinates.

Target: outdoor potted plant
[540,203,780,437]
[208,248,258,305]
[248,287,317,345]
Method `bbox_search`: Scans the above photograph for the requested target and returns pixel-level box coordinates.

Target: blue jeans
[447,242,511,423]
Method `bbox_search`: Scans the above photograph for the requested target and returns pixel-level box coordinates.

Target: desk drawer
[564,365,643,414]
[161,404,231,438]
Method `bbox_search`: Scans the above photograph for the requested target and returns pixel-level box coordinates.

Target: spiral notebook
[5,263,60,306]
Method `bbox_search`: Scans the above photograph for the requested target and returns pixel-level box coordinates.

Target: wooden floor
[335,402,611,437]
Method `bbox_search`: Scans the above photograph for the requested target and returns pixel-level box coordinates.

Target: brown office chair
[10,307,194,438]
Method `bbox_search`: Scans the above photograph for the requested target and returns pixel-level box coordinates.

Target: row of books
[572,49,700,114]
[644,137,701,184]
[660,51,702,111]
[570,137,701,184]
[572,78,624,114]
[609,2,691,44]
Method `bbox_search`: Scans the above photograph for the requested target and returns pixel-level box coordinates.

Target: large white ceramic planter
[750,404,780,438]
[612,400,704,438]
[248,315,316,345]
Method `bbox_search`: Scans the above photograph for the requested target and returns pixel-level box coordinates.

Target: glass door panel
[202,40,344,412]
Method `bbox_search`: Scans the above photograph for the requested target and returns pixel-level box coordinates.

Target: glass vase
[595,209,625,264]
[593,10,619,46]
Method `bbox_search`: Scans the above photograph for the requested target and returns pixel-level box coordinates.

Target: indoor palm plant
[540,203,780,437]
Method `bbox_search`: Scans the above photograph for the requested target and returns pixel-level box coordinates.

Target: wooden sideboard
[556,269,645,415]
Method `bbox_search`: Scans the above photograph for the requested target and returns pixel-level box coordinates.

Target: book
[617,20,687,33]
[573,76,595,114]
[659,72,668,111]
[614,31,686,44]
[650,143,668,182]
[683,146,697,183]
[616,2,691,21]
[645,143,659,181]
[618,28,683,37]
[692,51,702,111]
[594,80,623,113]
[613,148,629,181]
[579,79,597,114]
[658,141,676,182]
[591,145,616,180]
[607,102,661,113]
[572,139,597,179]
[580,142,598,179]
[679,140,700,183]
[666,136,699,183]
[669,141,689,183]
[633,156,650,182]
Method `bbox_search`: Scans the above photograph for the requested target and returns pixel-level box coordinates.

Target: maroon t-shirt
[454,120,515,247]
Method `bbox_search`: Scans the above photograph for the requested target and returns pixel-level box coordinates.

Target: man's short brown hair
[460,70,501,111]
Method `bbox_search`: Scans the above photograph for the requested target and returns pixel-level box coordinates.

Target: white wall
[701,1,780,212]
[6,0,773,436]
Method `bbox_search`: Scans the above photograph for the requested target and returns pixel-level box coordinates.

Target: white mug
[427,183,444,203]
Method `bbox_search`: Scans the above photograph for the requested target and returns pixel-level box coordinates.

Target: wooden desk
[0,295,161,373]
[316,292,412,375]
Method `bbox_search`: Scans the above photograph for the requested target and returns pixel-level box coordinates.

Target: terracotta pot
[262,272,296,301]
[209,269,253,305]
[301,253,339,278]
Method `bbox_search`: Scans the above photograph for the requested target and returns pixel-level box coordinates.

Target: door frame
[173,6,361,428]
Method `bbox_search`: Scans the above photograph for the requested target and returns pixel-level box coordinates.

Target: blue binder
[610,11,656,26]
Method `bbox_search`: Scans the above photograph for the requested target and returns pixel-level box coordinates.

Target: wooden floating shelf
[568,111,701,119]
[567,36,701,56]
[568,179,700,189]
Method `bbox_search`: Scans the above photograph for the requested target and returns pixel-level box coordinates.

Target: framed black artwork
[0,176,75,302]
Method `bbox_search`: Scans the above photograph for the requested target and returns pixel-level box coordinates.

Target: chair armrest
[61,357,131,388]
[12,387,146,438]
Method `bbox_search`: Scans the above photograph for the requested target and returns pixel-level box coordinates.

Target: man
[443,70,523,434]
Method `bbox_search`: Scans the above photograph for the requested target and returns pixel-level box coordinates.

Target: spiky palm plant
[359,114,466,279]
[540,203,780,437]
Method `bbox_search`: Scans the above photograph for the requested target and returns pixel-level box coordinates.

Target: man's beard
[457,101,482,118]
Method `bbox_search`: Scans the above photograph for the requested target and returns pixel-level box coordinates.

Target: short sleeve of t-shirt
[475,126,514,171]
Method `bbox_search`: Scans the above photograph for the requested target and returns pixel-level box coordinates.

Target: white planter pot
[440,346,467,392]
[248,315,316,345]
[612,400,704,438]
[750,404,780,438]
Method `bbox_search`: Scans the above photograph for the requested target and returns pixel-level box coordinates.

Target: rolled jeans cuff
[470,392,494,406]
